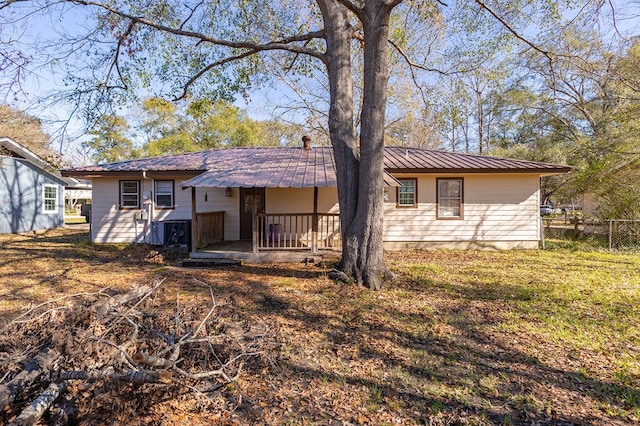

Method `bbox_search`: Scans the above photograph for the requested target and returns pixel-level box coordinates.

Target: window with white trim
[437,178,463,219]
[397,178,417,207]
[155,180,174,208]
[43,184,58,213]
[120,180,140,209]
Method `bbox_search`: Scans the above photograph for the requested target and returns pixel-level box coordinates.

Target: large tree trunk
[319,0,396,290]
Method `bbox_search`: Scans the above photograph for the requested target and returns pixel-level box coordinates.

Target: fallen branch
[133,352,176,369]
[0,277,276,424]
[1,288,111,333]
[58,367,171,384]
[10,381,68,426]
[0,348,60,409]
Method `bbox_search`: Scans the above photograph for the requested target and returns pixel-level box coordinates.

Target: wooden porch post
[191,187,198,255]
[312,186,318,254]
[252,187,258,254]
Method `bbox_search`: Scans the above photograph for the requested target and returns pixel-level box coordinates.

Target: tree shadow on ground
[186,265,638,425]
[2,230,637,424]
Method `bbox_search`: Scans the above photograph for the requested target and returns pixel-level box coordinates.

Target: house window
[43,184,58,213]
[397,178,417,207]
[155,180,174,208]
[120,180,140,209]
[437,178,463,219]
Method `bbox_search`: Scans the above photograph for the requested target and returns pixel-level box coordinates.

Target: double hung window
[397,178,417,207]
[120,180,140,209]
[43,184,58,213]
[437,178,463,219]
[155,180,174,208]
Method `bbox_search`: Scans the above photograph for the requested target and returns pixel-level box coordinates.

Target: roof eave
[61,170,203,179]
[386,167,573,175]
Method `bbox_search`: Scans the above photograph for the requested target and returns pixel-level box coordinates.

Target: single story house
[65,178,92,216]
[62,145,571,261]
[0,136,69,234]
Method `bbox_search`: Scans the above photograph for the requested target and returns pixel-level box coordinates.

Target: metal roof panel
[64,146,571,186]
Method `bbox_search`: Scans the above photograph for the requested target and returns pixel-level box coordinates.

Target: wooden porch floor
[191,240,341,263]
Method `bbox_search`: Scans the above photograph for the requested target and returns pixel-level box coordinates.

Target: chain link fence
[542,218,640,251]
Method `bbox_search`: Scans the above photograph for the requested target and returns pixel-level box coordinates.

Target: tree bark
[11,381,68,426]
[0,348,60,410]
[316,0,360,282]
[322,0,396,290]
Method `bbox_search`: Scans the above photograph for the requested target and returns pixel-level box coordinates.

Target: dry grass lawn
[1,227,639,425]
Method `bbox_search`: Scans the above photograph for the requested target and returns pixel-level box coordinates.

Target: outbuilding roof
[62,146,571,188]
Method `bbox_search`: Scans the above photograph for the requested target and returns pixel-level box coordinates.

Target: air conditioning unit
[150,220,191,247]
[164,221,190,247]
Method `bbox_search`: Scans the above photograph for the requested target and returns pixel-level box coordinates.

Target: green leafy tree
[84,115,137,163]
[494,30,640,217]
[137,98,199,155]
[186,100,260,148]
[0,105,55,158]
[137,98,296,155]
[137,98,183,144]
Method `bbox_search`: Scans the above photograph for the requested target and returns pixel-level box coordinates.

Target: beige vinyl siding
[265,187,339,214]
[195,187,239,241]
[91,176,194,244]
[193,187,339,241]
[91,178,144,243]
[383,174,541,249]
[264,187,339,243]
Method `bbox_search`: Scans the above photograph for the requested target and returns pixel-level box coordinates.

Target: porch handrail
[256,213,341,253]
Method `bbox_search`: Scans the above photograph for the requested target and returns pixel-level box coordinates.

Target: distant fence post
[609,220,613,250]
[540,217,545,250]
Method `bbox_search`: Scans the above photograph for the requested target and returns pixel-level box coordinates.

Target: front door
[239,187,265,240]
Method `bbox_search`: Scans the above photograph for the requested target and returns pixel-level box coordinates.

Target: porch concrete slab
[190,240,340,263]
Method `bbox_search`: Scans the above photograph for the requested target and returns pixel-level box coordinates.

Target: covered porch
[189,204,343,262]
[180,146,345,262]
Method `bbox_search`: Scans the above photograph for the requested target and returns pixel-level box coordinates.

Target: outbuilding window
[43,184,58,213]
[397,178,417,207]
[155,180,174,208]
[437,178,463,219]
[120,180,140,209]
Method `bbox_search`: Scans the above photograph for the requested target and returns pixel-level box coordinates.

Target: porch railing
[196,211,225,248]
[255,213,341,252]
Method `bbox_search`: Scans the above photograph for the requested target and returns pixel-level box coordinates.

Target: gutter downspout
[142,171,153,243]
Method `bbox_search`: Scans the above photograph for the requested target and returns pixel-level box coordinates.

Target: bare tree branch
[70,0,326,60]
[388,39,451,77]
[175,49,259,101]
[105,20,135,91]
[179,0,206,32]
[473,0,552,59]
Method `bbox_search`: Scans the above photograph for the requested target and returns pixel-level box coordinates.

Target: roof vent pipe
[302,135,312,150]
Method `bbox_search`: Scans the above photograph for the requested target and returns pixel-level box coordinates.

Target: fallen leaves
[1,229,639,425]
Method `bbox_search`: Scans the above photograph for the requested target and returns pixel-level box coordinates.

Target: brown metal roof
[62,146,571,187]
[60,149,225,175]
[384,147,571,174]
[182,147,338,188]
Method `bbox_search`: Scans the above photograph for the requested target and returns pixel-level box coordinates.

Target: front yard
[1,228,639,425]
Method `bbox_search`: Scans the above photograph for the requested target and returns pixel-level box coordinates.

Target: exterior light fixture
[225,187,232,197]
